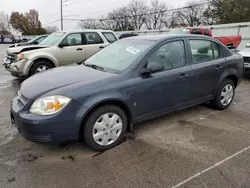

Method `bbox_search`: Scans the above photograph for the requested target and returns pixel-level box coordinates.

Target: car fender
[24,53,59,75]
[75,91,135,133]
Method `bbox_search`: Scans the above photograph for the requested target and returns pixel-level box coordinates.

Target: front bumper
[4,59,29,77]
[10,94,85,144]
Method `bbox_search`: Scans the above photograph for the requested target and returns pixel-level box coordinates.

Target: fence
[116,22,250,50]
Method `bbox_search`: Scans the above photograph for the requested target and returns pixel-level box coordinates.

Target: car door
[188,39,225,104]
[83,32,108,59]
[57,32,86,65]
[132,39,193,120]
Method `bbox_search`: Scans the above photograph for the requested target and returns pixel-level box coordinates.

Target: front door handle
[179,73,189,79]
[77,48,83,51]
[215,65,223,70]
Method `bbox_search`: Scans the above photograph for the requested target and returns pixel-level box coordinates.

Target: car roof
[59,29,115,34]
[129,34,213,41]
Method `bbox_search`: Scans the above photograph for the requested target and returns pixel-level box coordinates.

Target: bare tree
[77,20,102,29]
[0,11,11,34]
[144,0,169,30]
[45,26,59,34]
[107,7,134,31]
[128,0,148,30]
[175,1,206,27]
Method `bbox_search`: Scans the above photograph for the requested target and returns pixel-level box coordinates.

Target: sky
[1,0,189,31]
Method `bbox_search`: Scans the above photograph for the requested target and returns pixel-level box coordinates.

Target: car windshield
[40,32,64,46]
[168,29,189,34]
[84,39,156,72]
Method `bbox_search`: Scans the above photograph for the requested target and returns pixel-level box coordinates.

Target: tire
[212,79,235,110]
[29,61,53,76]
[83,105,127,151]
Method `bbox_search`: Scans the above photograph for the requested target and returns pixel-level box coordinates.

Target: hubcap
[36,65,49,73]
[92,113,123,146]
[221,84,234,106]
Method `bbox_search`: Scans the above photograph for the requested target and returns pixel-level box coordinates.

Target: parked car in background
[119,33,138,39]
[9,35,48,48]
[3,36,16,44]
[238,48,250,75]
[22,38,29,42]
[168,27,242,49]
[245,41,250,48]
[3,30,118,77]
[10,34,244,151]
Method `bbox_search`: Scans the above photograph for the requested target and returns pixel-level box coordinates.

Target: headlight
[30,95,71,115]
[18,53,25,60]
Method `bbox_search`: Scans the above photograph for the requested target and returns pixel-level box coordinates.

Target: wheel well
[225,75,238,88]
[34,58,56,68]
[79,100,133,139]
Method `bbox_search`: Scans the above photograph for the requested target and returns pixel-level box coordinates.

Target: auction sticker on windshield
[244,63,250,68]
[126,46,140,54]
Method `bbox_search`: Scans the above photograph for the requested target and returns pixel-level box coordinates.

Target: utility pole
[60,0,63,30]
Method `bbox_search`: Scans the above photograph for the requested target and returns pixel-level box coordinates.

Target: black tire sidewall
[214,79,235,110]
[29,61,53,76]
[83,105,127,151]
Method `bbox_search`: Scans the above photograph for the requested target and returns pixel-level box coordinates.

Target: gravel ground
[0,44,249,188]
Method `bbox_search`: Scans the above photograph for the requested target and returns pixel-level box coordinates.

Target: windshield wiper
[84,63,106,72]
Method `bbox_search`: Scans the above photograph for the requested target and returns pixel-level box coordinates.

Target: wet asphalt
[0,44,249,188]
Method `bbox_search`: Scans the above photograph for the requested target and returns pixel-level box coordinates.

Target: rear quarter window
[102,32,117,43]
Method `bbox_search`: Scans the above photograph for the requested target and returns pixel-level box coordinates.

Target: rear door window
[102,32,117,43]
[189,40,222,64]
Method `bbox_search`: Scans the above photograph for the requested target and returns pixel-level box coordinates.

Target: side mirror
[140,61,164,76]
[140,68,152,75]
[58,43,65,48]
[33,41,39,45]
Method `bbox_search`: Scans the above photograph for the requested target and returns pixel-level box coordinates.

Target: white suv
[3,30,118,77]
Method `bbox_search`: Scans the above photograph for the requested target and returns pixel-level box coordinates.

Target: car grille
[6,54,16,63]
[243,57,250,63]
[21,131,52,142]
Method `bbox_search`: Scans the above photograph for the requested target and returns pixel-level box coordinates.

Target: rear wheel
[29,61,53,76]
[83,105,127,151]
[212,79,235,110]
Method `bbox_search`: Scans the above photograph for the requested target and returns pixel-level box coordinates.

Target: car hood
[6,44,49,54]
[20,65,116,99]
[238,48,250,57]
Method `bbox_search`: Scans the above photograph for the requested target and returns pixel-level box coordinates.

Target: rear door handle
[179,73,189,79]
[77,48,83,51]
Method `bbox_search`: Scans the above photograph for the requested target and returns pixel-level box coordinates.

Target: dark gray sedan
[10,34,244,151]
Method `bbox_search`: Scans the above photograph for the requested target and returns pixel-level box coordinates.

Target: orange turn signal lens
[18,53,25,60]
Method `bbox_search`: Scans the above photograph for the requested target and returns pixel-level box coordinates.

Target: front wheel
[83,105,127,151]
[29,61,53,76]
[212,79,235,110]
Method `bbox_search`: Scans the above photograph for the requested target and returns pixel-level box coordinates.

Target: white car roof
[60,30,115,34]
